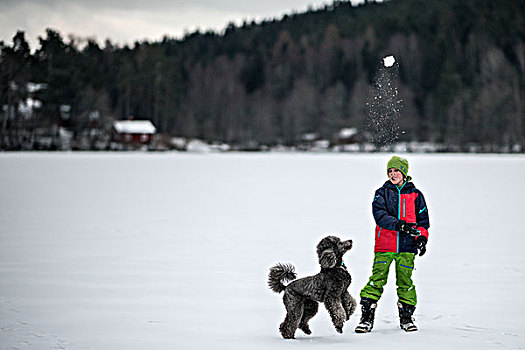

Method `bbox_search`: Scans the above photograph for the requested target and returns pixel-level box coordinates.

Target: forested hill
[1,0,524,150]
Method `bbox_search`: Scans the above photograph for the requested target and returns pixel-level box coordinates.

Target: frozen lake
[1,152,524,349]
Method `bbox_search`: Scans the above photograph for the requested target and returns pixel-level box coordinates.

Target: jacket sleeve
[372,188,398,230]
[415,190,430,239]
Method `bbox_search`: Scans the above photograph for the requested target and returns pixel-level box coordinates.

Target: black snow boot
[398,301,418,332]
[354,297,377,333]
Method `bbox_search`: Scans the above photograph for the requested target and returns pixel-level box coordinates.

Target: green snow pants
[360,252,417,306]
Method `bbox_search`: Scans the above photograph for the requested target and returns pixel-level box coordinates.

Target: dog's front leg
[342,290,357,320]
[324,297,346,333]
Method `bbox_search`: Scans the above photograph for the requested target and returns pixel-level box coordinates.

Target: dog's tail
[268,263,297,293]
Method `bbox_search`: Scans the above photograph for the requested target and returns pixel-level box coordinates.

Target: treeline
[1,0,524,151]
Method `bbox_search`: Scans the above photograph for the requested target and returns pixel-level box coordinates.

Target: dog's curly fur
[268,236,357,339]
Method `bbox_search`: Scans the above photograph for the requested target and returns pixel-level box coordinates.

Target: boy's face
[388,168,404,186]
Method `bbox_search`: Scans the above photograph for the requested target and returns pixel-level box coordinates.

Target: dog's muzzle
[342,240,353,251]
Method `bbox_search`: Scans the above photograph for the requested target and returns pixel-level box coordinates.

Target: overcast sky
[0,0,367,49]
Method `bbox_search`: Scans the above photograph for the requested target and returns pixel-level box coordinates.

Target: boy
[355,156,429,333]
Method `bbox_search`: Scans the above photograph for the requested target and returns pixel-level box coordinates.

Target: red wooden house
[111,120,156,147]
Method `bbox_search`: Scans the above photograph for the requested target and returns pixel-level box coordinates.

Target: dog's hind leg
[298,299,318,335]
[325,297,346,333]
[279,290,304,339]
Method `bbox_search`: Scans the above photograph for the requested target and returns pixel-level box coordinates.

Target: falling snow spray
[363,55,403,150]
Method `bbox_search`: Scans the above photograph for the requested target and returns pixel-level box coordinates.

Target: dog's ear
[319,249,337,268]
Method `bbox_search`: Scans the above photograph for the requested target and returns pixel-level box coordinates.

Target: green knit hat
[387,156,411,182]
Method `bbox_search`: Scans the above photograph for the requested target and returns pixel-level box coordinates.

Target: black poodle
[268,236,357,339]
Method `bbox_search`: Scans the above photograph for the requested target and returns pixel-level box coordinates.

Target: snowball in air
[383,55,396,67]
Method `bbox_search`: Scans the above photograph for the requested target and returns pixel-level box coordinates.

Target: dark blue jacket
[372,181,429,253]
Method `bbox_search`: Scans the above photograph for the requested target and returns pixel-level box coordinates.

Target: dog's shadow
[288,334,353,343]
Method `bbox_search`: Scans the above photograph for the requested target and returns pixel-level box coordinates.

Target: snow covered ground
[0,152,524,349]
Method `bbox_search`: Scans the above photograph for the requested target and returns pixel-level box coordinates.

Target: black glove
[397,220,420,237]
[417,236,427,256]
